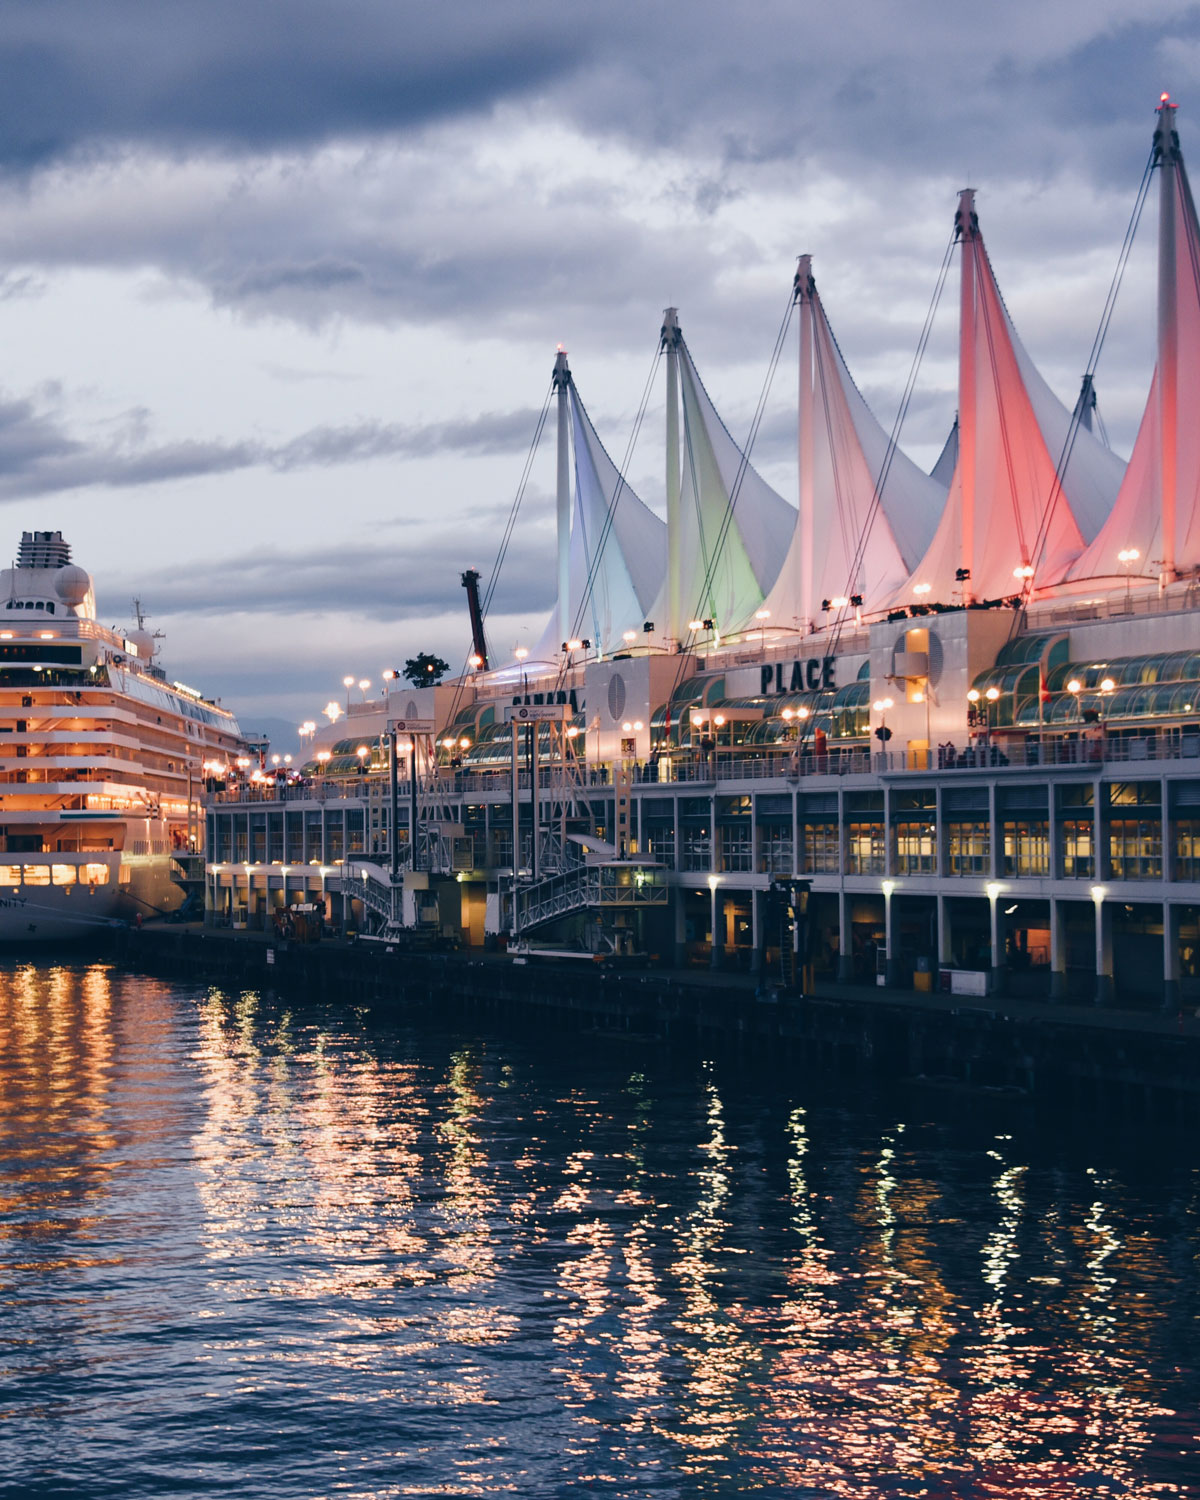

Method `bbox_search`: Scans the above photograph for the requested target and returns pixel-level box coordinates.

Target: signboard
[760,657,836,694]
[388,718,435,733]
[503,704,568,723]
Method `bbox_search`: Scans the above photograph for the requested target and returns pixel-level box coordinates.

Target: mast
[553,347,572,649]
[662,307,682,641]
[1156,94,1179,586]
[796,256,815,632]
[956,189,978,603]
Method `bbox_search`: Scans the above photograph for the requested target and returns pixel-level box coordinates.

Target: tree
[403,652,450,686]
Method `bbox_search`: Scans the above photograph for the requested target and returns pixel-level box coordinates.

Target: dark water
[0,963,1197,1499]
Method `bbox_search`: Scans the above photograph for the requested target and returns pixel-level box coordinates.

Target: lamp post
[343,675,355,714]
[1117,548,1140,611]
[872,697,894,764]
[755,607,771,650]
[708,873,722,970]
[986,879,1004,992]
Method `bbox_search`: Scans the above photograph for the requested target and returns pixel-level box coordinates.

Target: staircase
[513,858,668,936]
[336,859,406,938]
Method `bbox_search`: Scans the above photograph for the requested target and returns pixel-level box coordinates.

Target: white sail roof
[761,282,949,627]
[930,419,959,487]
[901,210,1124,605]
[533,383,666,659]
[1068,114,1200,584]
[660,339,796,635]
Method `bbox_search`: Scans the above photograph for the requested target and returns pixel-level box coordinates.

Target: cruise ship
[0,530,248,939]
[206,97,1200,1009]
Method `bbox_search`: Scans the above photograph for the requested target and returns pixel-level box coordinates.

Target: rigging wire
[1023,143,1155,600]
[555,337,665,693]
[441,380,555,732]
[821,226,956,668]
[661,290,797,732]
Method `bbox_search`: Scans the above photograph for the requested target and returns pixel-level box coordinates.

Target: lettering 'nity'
[761,658,837,694]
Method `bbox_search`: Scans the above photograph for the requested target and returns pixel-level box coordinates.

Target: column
[1049,895,1067,1001]
[1163,900,1181,1011]
[937,893,952,971]
[750,885,762,975]
[838,887,854,981]
[1094,890,1114,1005]
[673,881,687,968]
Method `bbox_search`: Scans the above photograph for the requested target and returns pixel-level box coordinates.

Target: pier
[114,924,1200,1124]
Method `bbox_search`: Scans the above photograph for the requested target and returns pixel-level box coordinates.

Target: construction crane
[461,569,490,671]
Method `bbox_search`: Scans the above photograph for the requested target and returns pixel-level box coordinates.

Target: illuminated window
[800,821,840,874]
[846,821,885,875]
[1059,819,1094,878]
[894,821,937,875]
[1002,820,1049,877]
[1107,818,1162,880]
[51,864,77,885]
[84,863,110,885]
[946,820,990,876]
[21,864,50,885]
[0,864,20,886]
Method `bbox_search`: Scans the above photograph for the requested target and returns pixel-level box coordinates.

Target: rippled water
[0,962,1197,1498]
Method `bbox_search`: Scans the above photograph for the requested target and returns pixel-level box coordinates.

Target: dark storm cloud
[0,395,543,498]
[0,1,578,170]
[0,2,1193,182]
[106,534,555,622]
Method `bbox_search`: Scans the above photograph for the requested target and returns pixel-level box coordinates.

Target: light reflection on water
[0,961,1197,1498]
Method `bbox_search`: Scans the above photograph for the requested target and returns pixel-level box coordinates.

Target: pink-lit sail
[901,192,1123,604]
[1068,99,1200,585]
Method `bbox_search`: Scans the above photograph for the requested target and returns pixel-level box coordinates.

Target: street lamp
[324,701,341,725]
[316,750,331,777]
[872,697,894,759]
[358,678,371,701]
[343,675,355,713]
[1117,547,1140,611]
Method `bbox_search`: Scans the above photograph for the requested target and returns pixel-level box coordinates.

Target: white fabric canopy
[652,340,796,636]
[762,286,949,627]
[533,383,666,659]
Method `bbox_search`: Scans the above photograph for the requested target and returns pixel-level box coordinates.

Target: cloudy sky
[0,1,1196,746]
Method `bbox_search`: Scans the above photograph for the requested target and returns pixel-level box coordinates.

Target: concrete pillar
[837,887,854,981]
[1049,896,1067,1001]
[1094,892,1114,1005]
[673,882,687,968]
[750,884,762,975]
[709,877,723,970]
[937,893,952,969]
[1163,900,1181,1011]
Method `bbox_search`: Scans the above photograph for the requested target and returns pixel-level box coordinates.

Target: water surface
[0,962,1196,1497]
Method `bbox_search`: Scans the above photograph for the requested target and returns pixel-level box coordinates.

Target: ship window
[21,864,49,884]
[45,602,54,614]
[0,864,19,886]
[34,601,43,610]
[84,863,110,885]
[51,864,76,885]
